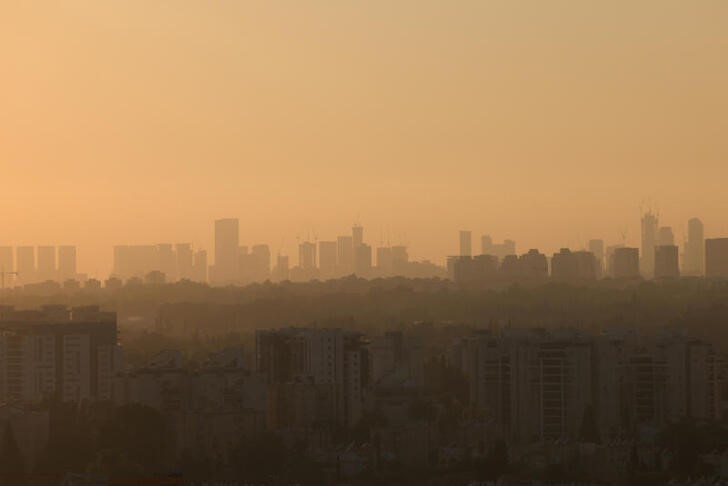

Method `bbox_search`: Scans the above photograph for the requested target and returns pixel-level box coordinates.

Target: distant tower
[352,224,364,249]
[459,230,472,257]
[641,211,658,278]
[657,226,675,247]
[683,218,705,276]
[214,218,239,284]
[588,239,605,277]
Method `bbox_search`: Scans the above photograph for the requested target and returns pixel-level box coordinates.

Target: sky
[2,1,728,276]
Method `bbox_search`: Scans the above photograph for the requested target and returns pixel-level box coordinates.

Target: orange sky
[2,1,727,276]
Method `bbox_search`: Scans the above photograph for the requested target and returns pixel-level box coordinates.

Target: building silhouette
[706,238,728,278]
[318,241,338,277]
[459,230,472,257]
[612,247,640,279]
[337,236,354,274]
[588,239,605,278]
[683,218,705,276]
[641,211,658,278]
[16,247,36,283]
[58,246,77,282]
[213,218,239,285]
[654,245,679,279]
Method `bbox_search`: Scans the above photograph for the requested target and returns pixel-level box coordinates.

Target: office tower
[176,244,194,280]
[683,218,705,276]
[0,247,13,275]
[657,226,675,247]
[298,241,316,270]
[213,218,239,285]
[655,245,679,279]
[250,244,271,281]
[0,306,121,403]
[354,243,372,276]
[641,210,658,278]
[588,239,604,277]
[112,245,159,280]
[459,230,472,257]
[16,246,35,283]
[274,255,289,281]
[551,249,598,282]
[192,249,207,282]
[318,241,338,277]
[481,235,493,255]
[157,244,177,282]
[613,247,640,279]
[36,246,56,282]
[337,236,354,273]
[519,249,549,279]
[352,224,363,249]
[451,255,498,285]
[58,246,77,282]
[391,246,409,275]
[376,247,393,275]
[705,238,728,278]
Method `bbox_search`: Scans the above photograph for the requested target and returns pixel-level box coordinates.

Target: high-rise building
[459,230,472,257]
[298,241,316,270]
[641,211,659,278]
[551,249,597,282]
[352,224,363,249]
[318,241,338,277]
[657,226,675,247]
[654,245,679,279]
[192,249,207,282]
[683,218,705,276]
[613,247,640,279]
[354,244,372,276]
[376,247,393,275]
[175,244,194,281]
[250,244,271,281]
[337,236,354,273]
[157,244,177,282]
[213,218,239,285]
[705,238,728,278]
[273,255,289,281]
[58,246,77,282]
[588,239,605,277]
[0,306,121,404]
[0,247,13,275]
[16,246,36,283]
[36,246,56,282]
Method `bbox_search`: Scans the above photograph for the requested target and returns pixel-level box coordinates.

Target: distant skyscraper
[16,246,36,283]
[657,226,675,247]
[481,235,493,255]
[614,247,640,279]
[352,224,363,249]
[354,244,372,276]
[157,243,177,282]
[391,246,409,275]
[274,255,289,281]
[683,218,705,276]
[176,244,194,281]
[641,211,658,278]
[654,245,679,279]
[376,247,393,275]
[459,230,472,257]
[0,247,13,274]
[58,246,77,281]
[705,238,728,278]
[192,249,208,282]
[299,241,316,270]
[213,218,239,284]
[588,239,604,277]
[37,246,56,282]
[337,236,354,273]
[318,241,338,276]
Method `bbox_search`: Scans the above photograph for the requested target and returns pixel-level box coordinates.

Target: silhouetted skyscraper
[683,218,705,276]
[274,254,289,281]
[37,246,56,282]
[213,218,239,284]
[641,211,658,278]
[192,249,207,282]
[337,236,354,273]
[176,243,194,280]
[657,226,675,247]
[655,245,679,279]
[16,246,35,283]
[459,230,472,257]
[157,243,177,282]
[299,241,316,270]
[318,241,337,276]
[58,245,77,282]
[352,224,363,249]
[588,239,604,277]
[0,247,13,275]
[706,238,728,278]
[354,243,372,276]
[613,247,640,279]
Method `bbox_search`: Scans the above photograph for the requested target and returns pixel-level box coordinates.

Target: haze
[2,1,727,276]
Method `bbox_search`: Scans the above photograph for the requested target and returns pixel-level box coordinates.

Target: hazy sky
[2,1,727,276]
